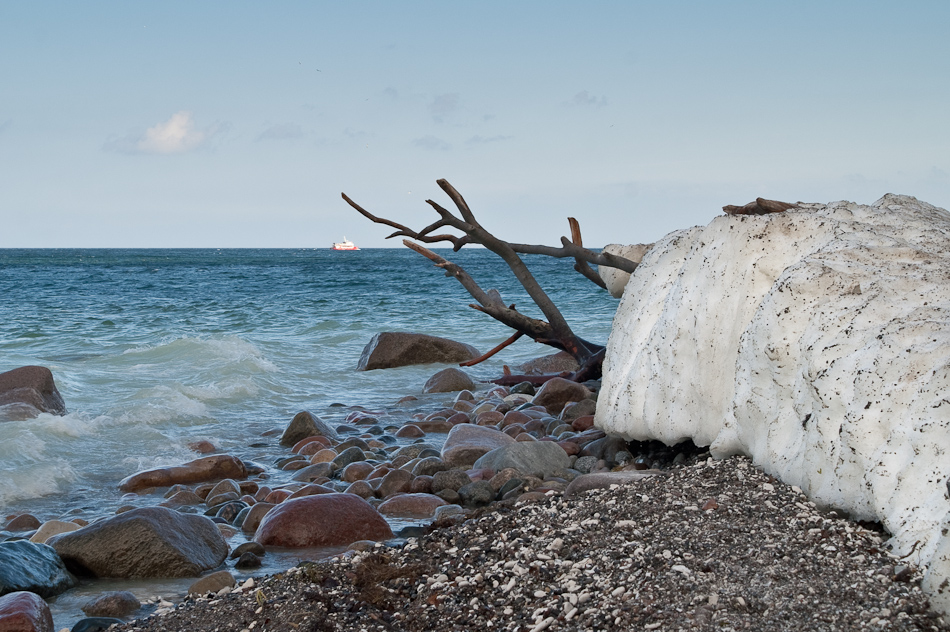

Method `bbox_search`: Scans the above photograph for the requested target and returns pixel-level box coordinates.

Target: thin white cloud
[413,135,451,151]
[466,134,513,145]
[257,123,304,142]
[570,90,607,107]
[105,111,223,154]
[429,93,460,122]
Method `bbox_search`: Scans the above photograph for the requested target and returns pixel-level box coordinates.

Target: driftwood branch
[342,180,613,382]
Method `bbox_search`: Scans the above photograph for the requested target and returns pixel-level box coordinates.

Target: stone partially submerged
[595,194,950,611]
[0,366,67,421]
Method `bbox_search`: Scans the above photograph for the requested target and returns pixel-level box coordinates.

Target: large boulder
[422,368,476,394]
[254,493,392,547]
[280,411,339,447]
[357,332,480,370]
[0,591,53,632]
[595,194,950,612]
[0,540,76,598]
[0,366,66,422]
[473,441,571,479]
[440,424,515,469]
[118,454,248,492]
[48,507,227,578]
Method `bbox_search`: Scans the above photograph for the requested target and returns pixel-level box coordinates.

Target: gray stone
[48,507,228,578]
[517,351,579,376]
[423,368,476,394]
[473,441,571,479]
[188,570,236,596]
[431,469,473,494]
[71,617,125,632]
[411,456,449,477]
[331,446,366,470]
[573,456,599,474]
[280,410,339,447]
[458,481,496,506]
[0,540,77,598]
[357,332,481,370]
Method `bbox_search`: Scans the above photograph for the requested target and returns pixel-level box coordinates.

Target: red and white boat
[331,237,359,251]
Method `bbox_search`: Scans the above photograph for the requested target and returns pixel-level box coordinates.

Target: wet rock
[235,552,262,570]
[341,461,374,482]
[531,378,592,415]
[159,490,203,507]
[0,366,67,421]
[310,448,338,464]
[409,475,433,494]
[509,381,537,396]
[422,368,476,394]
[188,570,235,596]
[28,521,79,545]
[280,411,339,447]
[0,540,76,598]
[579,436,630,462]
[291,463,335,483]
[441,424,515,469]
[187,440,216,454]
[377,469,413,498]
[80,591,140,618]
[118,455,248,493]
[394,424,425,438]
[71,617,125,632]
[563,470,668,498]
[473,440,571,479]
[4,515,41,532]
[241,503,275,535]
[517,351,579,376]
[357,332,480,371]
[254,494,393,547]
[230,542,265,560]
[287,483,335,500]
[0,591,53,632]
[295,438,333,456]
[475,410,504,426]
[48,507,227,578]
[331,446,367,470]
[378,493,448,518]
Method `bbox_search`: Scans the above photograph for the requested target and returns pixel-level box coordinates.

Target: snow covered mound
[595,194,950,611]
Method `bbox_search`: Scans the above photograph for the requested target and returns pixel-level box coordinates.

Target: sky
[1,1,948,248]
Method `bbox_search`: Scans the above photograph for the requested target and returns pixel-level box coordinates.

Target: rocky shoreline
[3,366,950,631]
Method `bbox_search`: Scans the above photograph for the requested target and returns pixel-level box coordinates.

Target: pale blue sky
[1,1,947,247]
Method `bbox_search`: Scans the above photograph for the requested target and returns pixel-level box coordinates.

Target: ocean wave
[119,335,277,373]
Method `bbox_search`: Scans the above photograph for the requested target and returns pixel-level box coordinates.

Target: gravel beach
[112,453,949,632]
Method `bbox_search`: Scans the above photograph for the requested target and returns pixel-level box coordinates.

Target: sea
[0,247,619,626]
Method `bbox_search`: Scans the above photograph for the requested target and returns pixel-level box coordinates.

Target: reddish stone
[441,424,515,469]
[309,449,338,464]
[295,436,333,454]
[5,514,41,532]
[254,494,393,547]
[515,433,537,442]
[475,411,504,426]
[341,462,374,483]
[367,465,392,479]
[571,415,595,432]
[0,591,53,632]
[557,441,581,456]
[410,475,433,494]
[502,423,526,437]
[702,498,719,511]
[187,440,216,454]
[239,481,259,496]
[345,480,375,499]
[253,486,273,502]
[0,366,66,420]
[501,411,531,428]
[447,412,472,425]
[377,469,413,498]
[531,378,592,415]
[394,424,425,439]
[378,493,447,518]
[287,483,335,500]
[413,420,454,433]
[263,489,292,504]
[240,494,257,505]
[118,455,248,493]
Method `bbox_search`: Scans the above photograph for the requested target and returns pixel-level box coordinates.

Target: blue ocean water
[0,248,618,518]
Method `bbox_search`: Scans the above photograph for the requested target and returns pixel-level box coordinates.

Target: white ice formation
[595,194,950,611]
